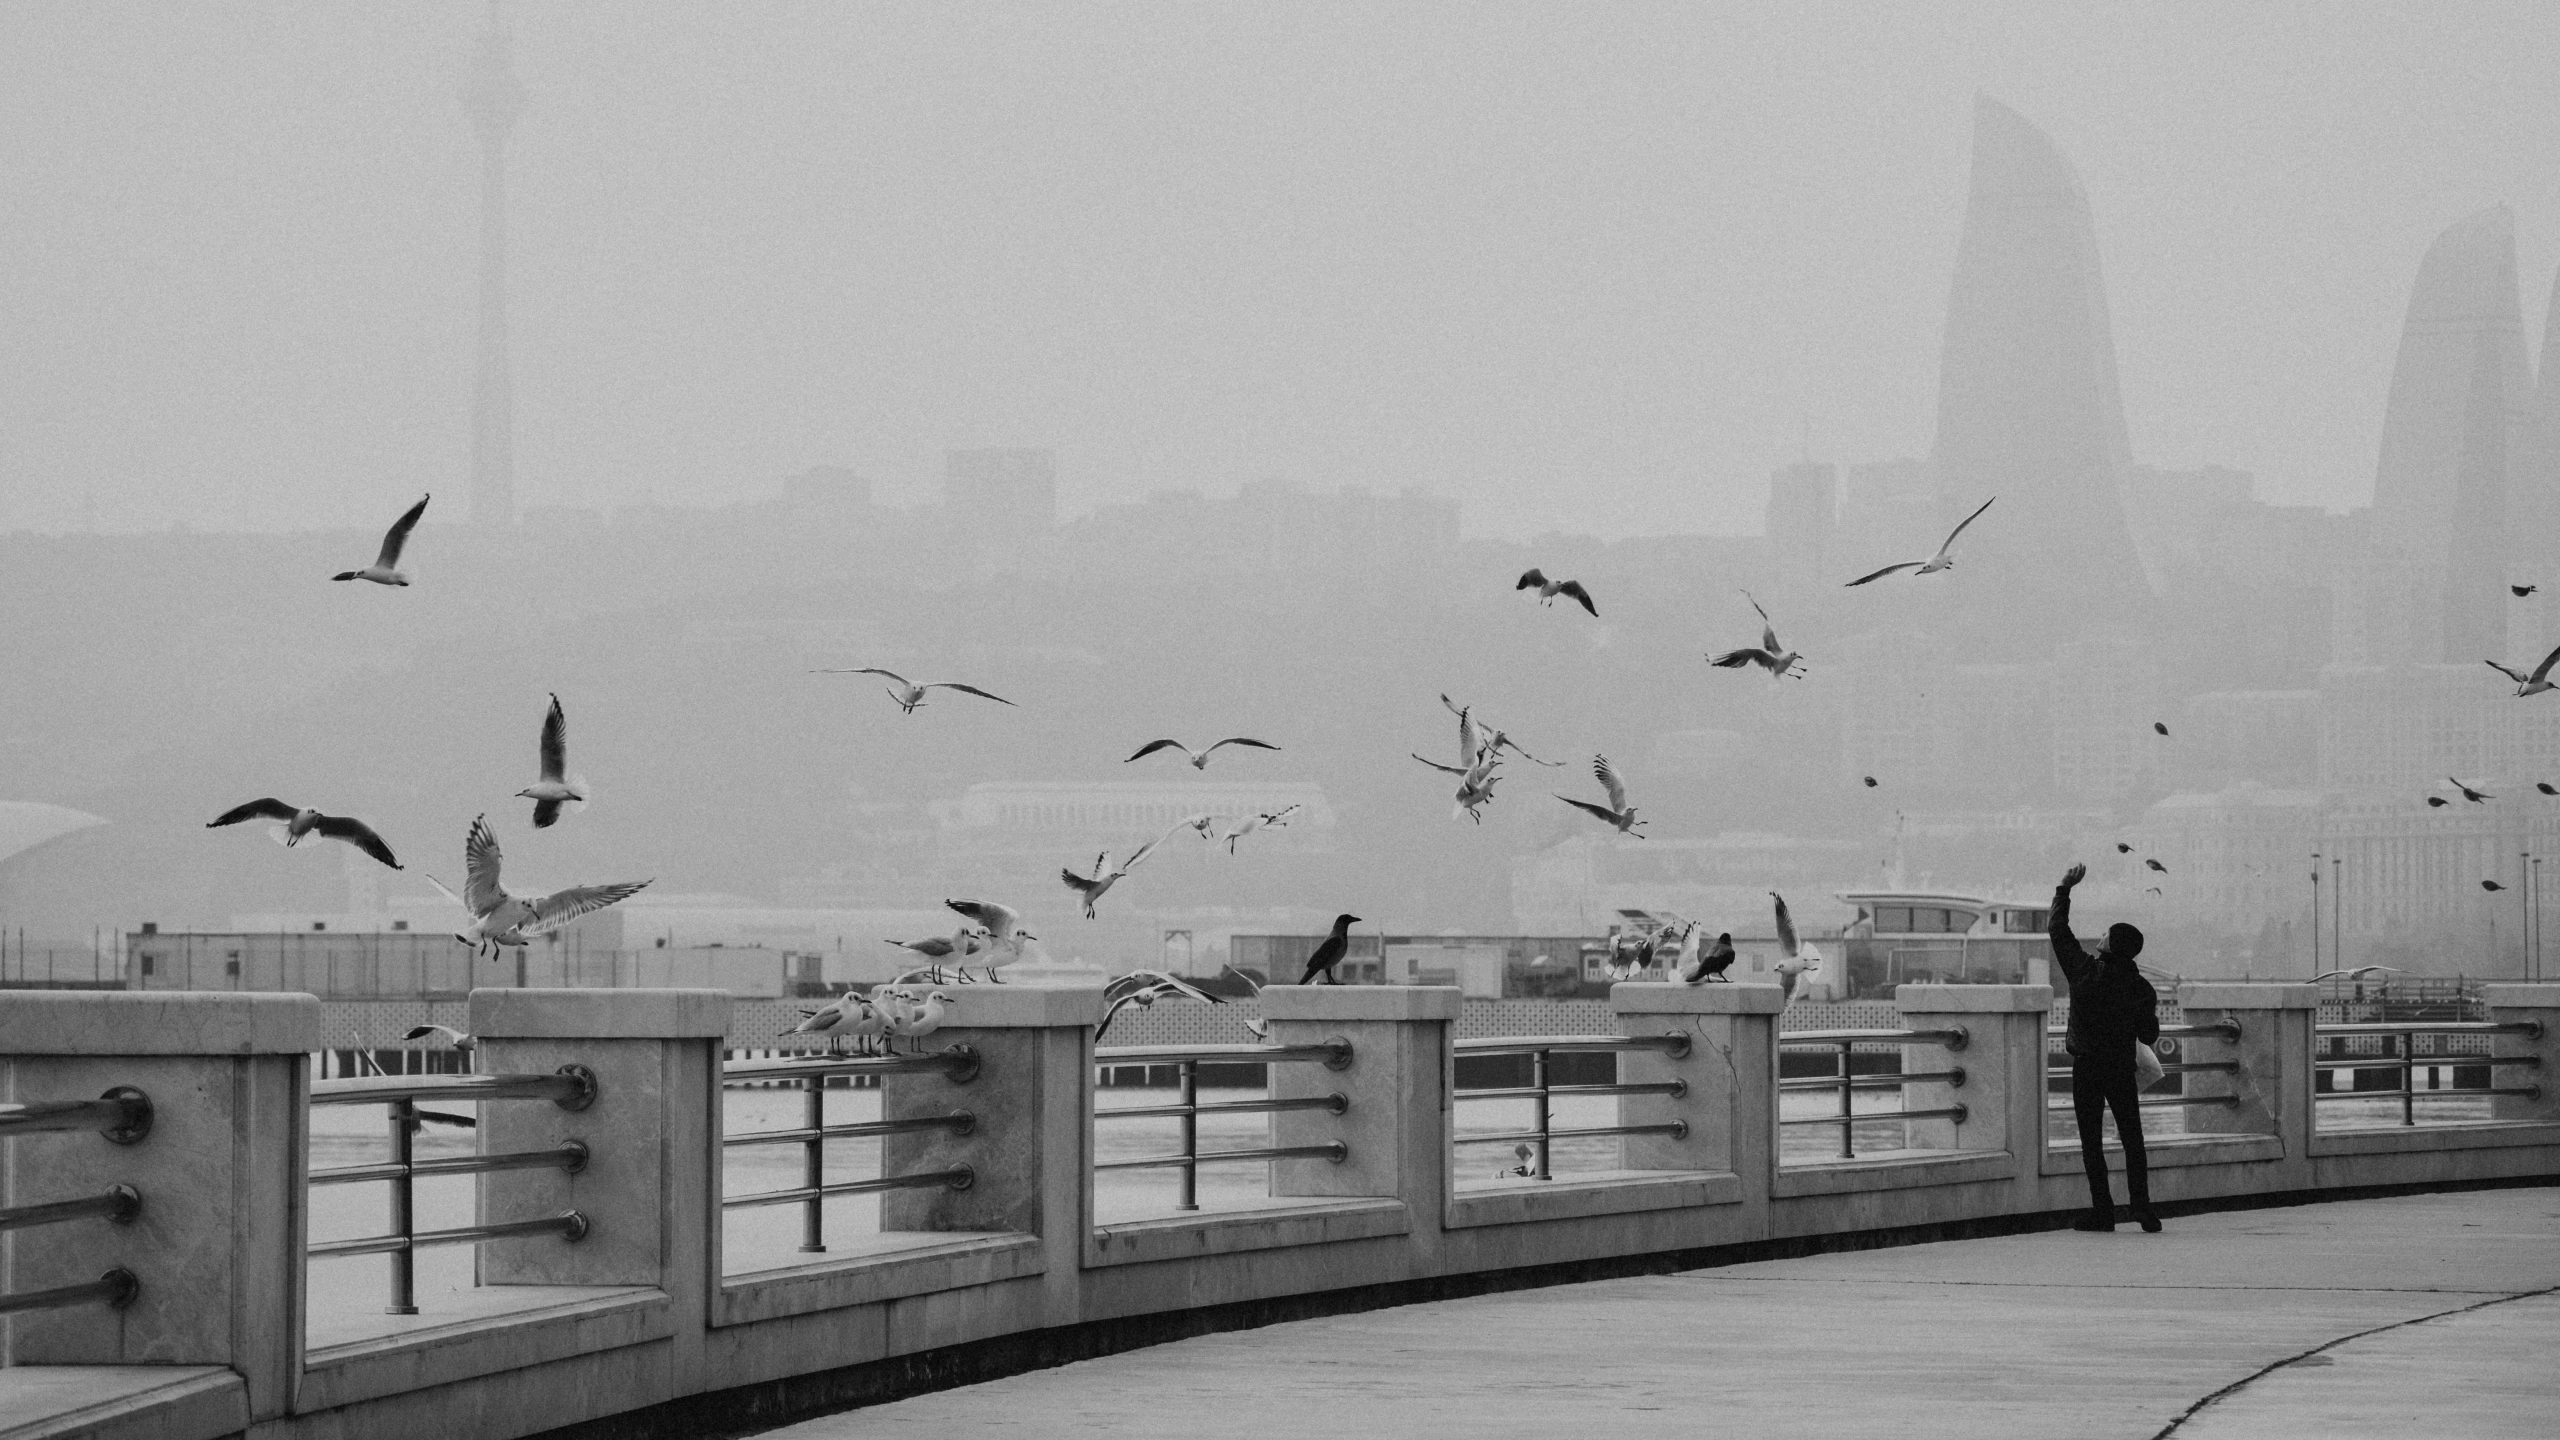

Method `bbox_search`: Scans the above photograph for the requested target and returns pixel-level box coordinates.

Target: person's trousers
[2071,1053,2150,1216]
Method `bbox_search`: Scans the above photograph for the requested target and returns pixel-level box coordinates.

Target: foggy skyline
[6,3,2560,540]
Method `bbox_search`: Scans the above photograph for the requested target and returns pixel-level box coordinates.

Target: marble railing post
[2482,985,2560,1123]
[1894,984,2049,1155]
[2172,984,2316,1144]
[879,985,1102,1238]
[1609,984,1781,1180]
[468,988,728,1292]
[1,991,318,1423]
[1261,986,1457,1215]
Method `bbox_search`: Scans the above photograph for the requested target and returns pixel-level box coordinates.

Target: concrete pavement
[760,1186,2560,1439]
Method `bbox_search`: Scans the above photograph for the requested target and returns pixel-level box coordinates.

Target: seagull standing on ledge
[207,799,402,869]
[333,494,429,586]
[944,898,1037,980]
[1556,755,1646,836]
[1708,591,1805,679]
[811,668,1014,714]
[1515,569,1597,616]
[421,815,651,959]
[1125,737,1280,770]
[2486,643,2560,697]
[517,694,588,828]
[1842,496,1996,587]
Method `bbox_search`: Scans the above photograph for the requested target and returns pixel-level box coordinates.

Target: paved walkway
[765,1187,2560,1439]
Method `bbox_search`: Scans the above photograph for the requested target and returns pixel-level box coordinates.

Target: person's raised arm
[2048,863,2094,990]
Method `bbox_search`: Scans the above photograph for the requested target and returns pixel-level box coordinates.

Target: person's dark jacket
[2049,886,2160,1064]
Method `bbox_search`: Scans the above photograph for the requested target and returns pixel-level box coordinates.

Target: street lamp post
[2310,851,2322,981]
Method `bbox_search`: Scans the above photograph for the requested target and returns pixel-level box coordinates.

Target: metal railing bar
[1780,1104,1969,1126]
[0,1088,152,1144]
[2044,1062,2240,1079]
[309,1210,590,1259]
[723,1047,980,1084]
[721,1167,977,1210]
[2045,1022,2243,1042]
[0,1185,140,1233]
[1454,1121,1690,1145]
[2045,1095,2242,1111]
[309,1141,589,1187]
[1455,1080,1690,1102]
[1093,1042,1351,1068]
[1093,1142,1348,1172]
[2314,1055,2538,1069]
[1779,1071,1966,1093]
[2315,1086,2540,1101]
[1782,1028,1968,1047]
[0,1268,138,1316]
[1098,1094,1347,1122]
[310,1068,595,1111]
[2315,1021,2541,1037]
[722,1112,976,1149]
[1453,1033,1693,1057]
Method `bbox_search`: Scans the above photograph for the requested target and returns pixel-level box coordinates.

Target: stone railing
[2,981,2554,1440]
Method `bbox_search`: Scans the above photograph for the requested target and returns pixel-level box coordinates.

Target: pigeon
[2449,777,2493,803]
[2116,842,2135,854]
[1677,928,1736,985]
[332,494,429,586]
[2427,796,2450,808]
[944,898,1038,980]
[207,798,401,870]
[1097,970,1224,1040]
[811,667,1014,714]
[1515,568,1597,616]
[516,693,588,828]
[2485,644,2560,698]
[1842,496,1996,587]
[1125,737,1280,770]
[1556,755,1646,836]
[1772,891,1823,1001]
[2482,880,2507,892]
[1708,591,1805,679]
[2514,584,2538,597]
[2144,858,2168,874]
[1220,804,1301,854]
[1060,829,1174,918]
[1299,913,1360,985]
[1862,776,1878,788]
[2153,722,2170,737]
[419,815,651,959]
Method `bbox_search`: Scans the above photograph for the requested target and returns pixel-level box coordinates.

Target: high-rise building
[1929,97,2152,651]
[463,19,525,530]
[2368,206,2533,666]
[2522,263,2560,657]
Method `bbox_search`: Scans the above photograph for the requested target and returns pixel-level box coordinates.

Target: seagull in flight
[1060,828,1175,918]
[1218,963,1275,1039]
[2144,858,2168,874]
[1125,736,1280,770]
[1515,568,1597,616]
[811,667,1014,714]
[1556,755,1646,836]
[332,494,429,586]
[1220,804,1301,854]
[2486,643,2560,697]
[1098,970,1224,1040]
[207,799,401,869]
[1842,496,1996,587]
[2448,776,2493,804]
[944,898,1037,980]
[2482,879,2507,892]
[1708,591,1805,679]
[516,694,588,828]
[1772,891,1823,1001]
[2513,584,2538,597]
[1442,694,1565,768]
[421,815,651,959]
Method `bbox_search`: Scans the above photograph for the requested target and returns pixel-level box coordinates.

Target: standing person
[2049,862,2162,1232]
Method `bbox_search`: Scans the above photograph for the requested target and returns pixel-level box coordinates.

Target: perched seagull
[332,494,429,586]
[1708,591,1806,679]
[884,926,989,974]
[881,989,956,1055]
[1097,970,1224,1040]
[2448,777,2494,804]
[780,993,877,1056]
[1772,891,1823,1002]
[2482,880,2507,892]
[2144,858,2168,874]
[517,694,588,829]
[1220,804,1301,854]
[1125,736,1280,770]
[1556,755,1646,836]
[811,668,1014,714]
[944,898,1037,980]
[1515,568,1598,616]
[1842,496,1996,587]
[207,799,402,870]
[1060,829,1172,919]
[2514,585,2538,597]
[2485,644,2560,698]
[420,815,651,959]
[1678,928,1736,985]
[403,1024,477,1052]
[1300,913,1360,985]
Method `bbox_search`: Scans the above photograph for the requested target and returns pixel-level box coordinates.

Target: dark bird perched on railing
[1676,926,1736,985]
[332,493,428,586]
[1515,568,1597,616]
[207,798,402,870]
[1125,736,1280,770]
[1300,913,1360,985]
[1098,971,1224,1040]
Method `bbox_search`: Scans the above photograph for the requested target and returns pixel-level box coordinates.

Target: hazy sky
[4,2,2556,539]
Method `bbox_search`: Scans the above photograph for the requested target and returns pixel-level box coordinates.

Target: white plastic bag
[2132,1041,2166,1089]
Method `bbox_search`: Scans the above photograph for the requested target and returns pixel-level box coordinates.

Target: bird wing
[1593,755,1628,812]
[1744,590,1773,625]
[208,797,300,828]
[311,814,400,869]
[1493,734,1566,767]
[539,694,567,781]
[1934,495,1996,557]
[1556,795,1621,826]
[2529,643,2560,685]
[464,815,506,916]
[1707,648,1769,669]
[1219,962,1265,997]
[522,879,652,935]
[1060,868,1103,896]
[1126,738,1190,763]
[2488,659,2534,684]
[1772,891,1799,955]
[812,667,911,684]
[946,897,1019,939]
[421,872,468,912]
[1121,832,1169,871]
[1844,562,1923,588]
[1206,737,1280,757]
[1411,752,1470,775]
[1263,804,1302,825]
[922,682,1014,706]
[1516,568,1546,591]
[377,493,430,567]
[1556,580,1597,616]
[532,798,563,829]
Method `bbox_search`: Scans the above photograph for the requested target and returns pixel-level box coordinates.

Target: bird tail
[331,571,359,581]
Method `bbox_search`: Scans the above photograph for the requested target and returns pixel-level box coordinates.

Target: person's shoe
[2133,1208,2162,1233]
[2071,1212,2116,1232]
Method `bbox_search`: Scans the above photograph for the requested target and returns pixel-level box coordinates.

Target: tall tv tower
[462,9,525,529]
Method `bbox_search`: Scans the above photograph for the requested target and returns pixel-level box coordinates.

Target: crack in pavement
[2147,1283,2560,1438]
